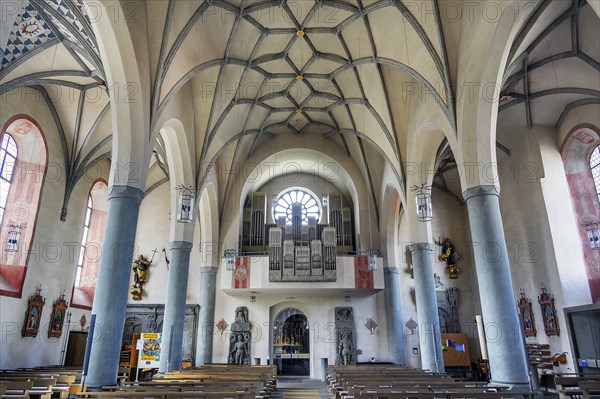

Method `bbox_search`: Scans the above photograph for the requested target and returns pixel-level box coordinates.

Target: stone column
[464,186,529,387]
[86,186,144,388]
[196,266,217,365]
[159,241,193,372]
[384,267,406,365]
[410,243,444,373]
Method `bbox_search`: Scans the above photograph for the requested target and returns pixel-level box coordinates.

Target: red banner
[354,256,374,289]
[232,257,250,289]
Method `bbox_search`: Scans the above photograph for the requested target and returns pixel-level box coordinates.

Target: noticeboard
[137,333,162,368]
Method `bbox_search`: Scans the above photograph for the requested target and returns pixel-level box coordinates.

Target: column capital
[108,185,144,203]
[462,185,500,201]
[170,241,193,251]
[200,266,218,274]
[409,242,433,253]
[384,267,401,275]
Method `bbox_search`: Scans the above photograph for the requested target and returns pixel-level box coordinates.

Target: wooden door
[64,331,88,366]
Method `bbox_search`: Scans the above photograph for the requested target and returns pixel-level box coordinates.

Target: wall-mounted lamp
[5,224,22,252]
[176,185,194,223]
[224,249,237,271]
[250,295,256,302]
[365,318,378,334]
[345,295,351,302]
[411,183,433,222]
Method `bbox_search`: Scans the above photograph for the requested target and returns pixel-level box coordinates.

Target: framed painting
[22,288,45,337]
[538,284,559,336]
[517,291,536,337]
[48,294,68,338]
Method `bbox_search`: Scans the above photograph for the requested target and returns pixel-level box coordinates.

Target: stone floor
[272,377,329,399]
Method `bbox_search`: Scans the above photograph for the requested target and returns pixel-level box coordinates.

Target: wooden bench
[578,380,600,398]
[73,391,258,398]
[1,380,33,399]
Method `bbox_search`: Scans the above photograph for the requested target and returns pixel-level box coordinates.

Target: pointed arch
[0,115,48,298]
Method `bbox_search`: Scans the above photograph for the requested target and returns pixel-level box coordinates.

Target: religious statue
[130,251,157,300]
[133,254,151,285]
[235,307,247,323]
[435,237,460,278]
[228,306,251,364]
[334,306,356,365]
[229,334,249,365]
[338,332,354,365]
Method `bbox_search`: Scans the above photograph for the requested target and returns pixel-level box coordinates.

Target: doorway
[272,308,309,376]
[64,331,87,366]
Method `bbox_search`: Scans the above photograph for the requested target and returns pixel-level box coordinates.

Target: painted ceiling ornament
[18,18,43,38]
[405,318,418,335]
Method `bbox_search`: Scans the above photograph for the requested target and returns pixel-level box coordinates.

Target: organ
[241,191,355,282]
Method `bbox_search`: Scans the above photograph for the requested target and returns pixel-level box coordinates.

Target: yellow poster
[137,333,162,368]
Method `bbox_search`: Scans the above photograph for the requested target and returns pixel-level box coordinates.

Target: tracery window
[0,134,17,223]
[74,196,93,287]
[0,119,47,298]
[590,145,600,202]
[71,180,108,309]
[273,188,321,225]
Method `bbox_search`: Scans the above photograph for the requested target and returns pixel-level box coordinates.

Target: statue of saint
[132,255,151,287]
[339,332,353,365]
[230,334,248,365]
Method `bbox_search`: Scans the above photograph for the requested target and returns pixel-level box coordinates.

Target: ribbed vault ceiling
[1,0,599,218]
[151,0,456,202]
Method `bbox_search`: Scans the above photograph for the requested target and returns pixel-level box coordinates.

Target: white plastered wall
[0,93,111,368]
[497,125,585,373]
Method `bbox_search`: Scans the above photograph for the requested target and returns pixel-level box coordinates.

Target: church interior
[1,0,599,397]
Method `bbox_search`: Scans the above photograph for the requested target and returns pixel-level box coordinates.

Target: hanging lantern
[5,224,22,252]
[368,249,378,271]
[412,183,433,222]
[586,223,600,249]
[224,249,236,271]
[176,186,194,223]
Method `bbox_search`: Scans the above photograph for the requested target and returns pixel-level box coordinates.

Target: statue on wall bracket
[435,237,460,279]
[130,250,157,300]
[228,306,251,364]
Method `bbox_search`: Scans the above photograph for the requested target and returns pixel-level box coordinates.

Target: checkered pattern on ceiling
[47,0,95,49]
[1,3,55,69]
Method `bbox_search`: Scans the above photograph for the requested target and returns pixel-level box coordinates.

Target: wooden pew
[578,380,600,398]
[1,380,33,399]
[556,376,585,398]
[73,391,258,398]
